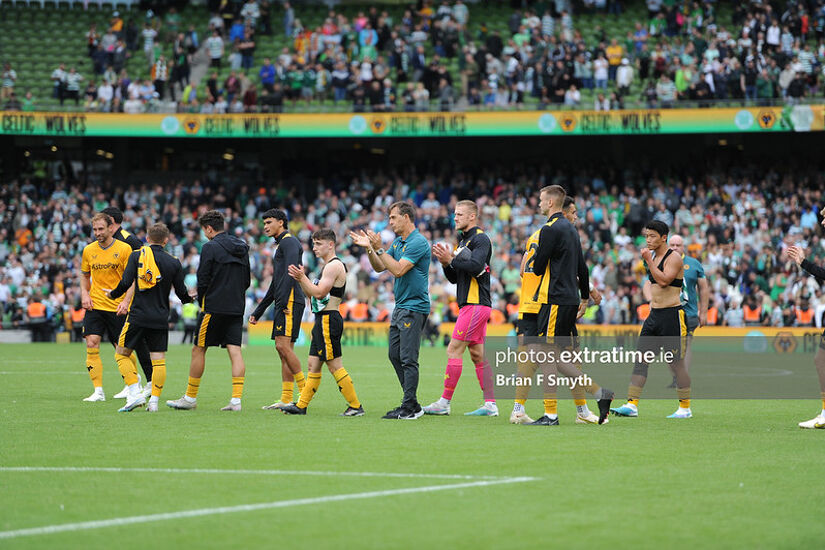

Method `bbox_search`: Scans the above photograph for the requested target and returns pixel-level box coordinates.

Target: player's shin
[442,357,462,401]
[474,360,495,402]
[333,367,360,408]
[151,358,166,401]
[116,353,139,388]
[86,347,103,388]
[294,370,306,393]
[297,372,322,408]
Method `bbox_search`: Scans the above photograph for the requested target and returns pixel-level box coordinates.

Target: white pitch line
[0,466,508,481]
[0,371,85,375]
[0,476,536,540]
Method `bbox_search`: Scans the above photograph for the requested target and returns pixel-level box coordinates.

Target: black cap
[101,206,123,224]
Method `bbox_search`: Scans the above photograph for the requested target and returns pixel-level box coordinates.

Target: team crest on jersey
[114,253,119,259]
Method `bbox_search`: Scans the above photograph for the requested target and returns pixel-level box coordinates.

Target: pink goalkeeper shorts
[452,304,491,345]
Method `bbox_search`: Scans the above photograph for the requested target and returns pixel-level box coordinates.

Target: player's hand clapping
[432,242,453,266]
[787,246,804,266]
[287,264,305,281]
[348,230,371,248]
[366,230,382,250]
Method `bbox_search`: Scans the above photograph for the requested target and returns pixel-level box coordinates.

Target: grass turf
[1,343,823,548]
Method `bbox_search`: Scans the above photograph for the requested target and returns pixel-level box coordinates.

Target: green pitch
[1,343,823,548]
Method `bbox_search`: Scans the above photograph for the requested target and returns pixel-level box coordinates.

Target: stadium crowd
[5,0,825,113]
[1,159,824,341]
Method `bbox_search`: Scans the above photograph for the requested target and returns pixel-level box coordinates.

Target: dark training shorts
[272,302,304,342]
[309,311,343,360]
[195,312,243,348]
[83,309,125,344]
[118,318,169,352]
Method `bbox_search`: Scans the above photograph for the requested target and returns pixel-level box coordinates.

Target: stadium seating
[3,0,798,113]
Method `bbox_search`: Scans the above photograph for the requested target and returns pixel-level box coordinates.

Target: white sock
[821,409,825,418]
[128,382,141,393]
[436,397,450,407]
[546,414,558,420]
[484,401,497,409]
[513,403,525,413]
[183,395,196,403]
[149,396,159,405]
[94,387,104,395]
[230,397,241,405]
[576,404,590,416]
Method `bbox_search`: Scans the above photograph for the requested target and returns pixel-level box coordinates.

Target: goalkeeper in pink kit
[423,200,497,417]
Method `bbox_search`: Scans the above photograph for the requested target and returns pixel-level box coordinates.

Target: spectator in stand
[2,63,17,101]
[593,53,608,89]
[97,79,114,112]
[656,73,677,107]
[142,22,158,67]
[240,31,256,71]
[243,83,258,112]
[413,81,429,111]
[223,71,241,104]
[86,23,100,58]
[241,0,260,29]
[259,58,276,93]
[206,29,225,69]
[62,67,83,106]
[21,91,34,112]
[606,38,624,81]
[152,55,168,100]
[51,63,66,101]
[564,84,580,106]
[3,91,21,111]
[284,1,295,38]
[83,80,98,110]
[616,57,633,97]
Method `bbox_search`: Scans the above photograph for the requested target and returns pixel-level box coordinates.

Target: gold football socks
[334,368,361,408]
